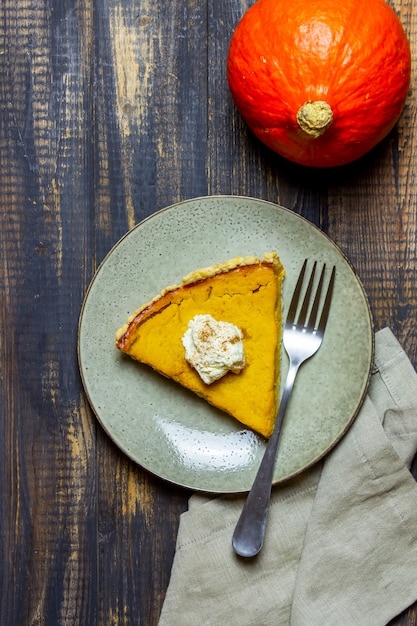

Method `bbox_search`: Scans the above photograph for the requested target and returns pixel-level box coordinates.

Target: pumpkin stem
[297,101,333,138]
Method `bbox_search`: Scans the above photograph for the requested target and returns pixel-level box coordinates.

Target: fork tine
[286,259,307,325]
[306,264,326,330]
[316,265,336,334]
[297,261,317,327]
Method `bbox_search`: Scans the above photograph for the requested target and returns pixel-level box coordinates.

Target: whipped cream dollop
[182,314,246,384]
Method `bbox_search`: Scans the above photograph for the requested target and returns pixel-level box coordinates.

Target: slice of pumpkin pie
[116,253,285,438]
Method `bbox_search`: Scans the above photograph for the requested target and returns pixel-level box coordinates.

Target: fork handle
[232,360,300,558]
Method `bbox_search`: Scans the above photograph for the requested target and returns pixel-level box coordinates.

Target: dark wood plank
[0,0,96,623]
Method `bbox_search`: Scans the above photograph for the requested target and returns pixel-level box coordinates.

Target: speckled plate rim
[78,195,374,493]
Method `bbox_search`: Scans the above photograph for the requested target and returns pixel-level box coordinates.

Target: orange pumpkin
[227,0,411,168]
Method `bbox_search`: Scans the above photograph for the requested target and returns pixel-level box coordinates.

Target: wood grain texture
[1,0,416,623]
[1,0,97,623]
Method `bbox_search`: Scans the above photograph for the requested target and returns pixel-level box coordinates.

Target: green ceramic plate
[78,196,374,493]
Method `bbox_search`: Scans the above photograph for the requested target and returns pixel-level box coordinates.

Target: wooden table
[1,0,416,623]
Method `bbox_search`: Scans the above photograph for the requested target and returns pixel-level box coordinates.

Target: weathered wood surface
[1,0,416,623]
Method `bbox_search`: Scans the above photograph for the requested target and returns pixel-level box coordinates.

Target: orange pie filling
[116,253,285,438]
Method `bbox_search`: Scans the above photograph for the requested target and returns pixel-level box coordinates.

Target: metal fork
[232,259,336,558]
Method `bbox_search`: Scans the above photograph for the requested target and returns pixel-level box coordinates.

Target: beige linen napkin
[159,328,417,625]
